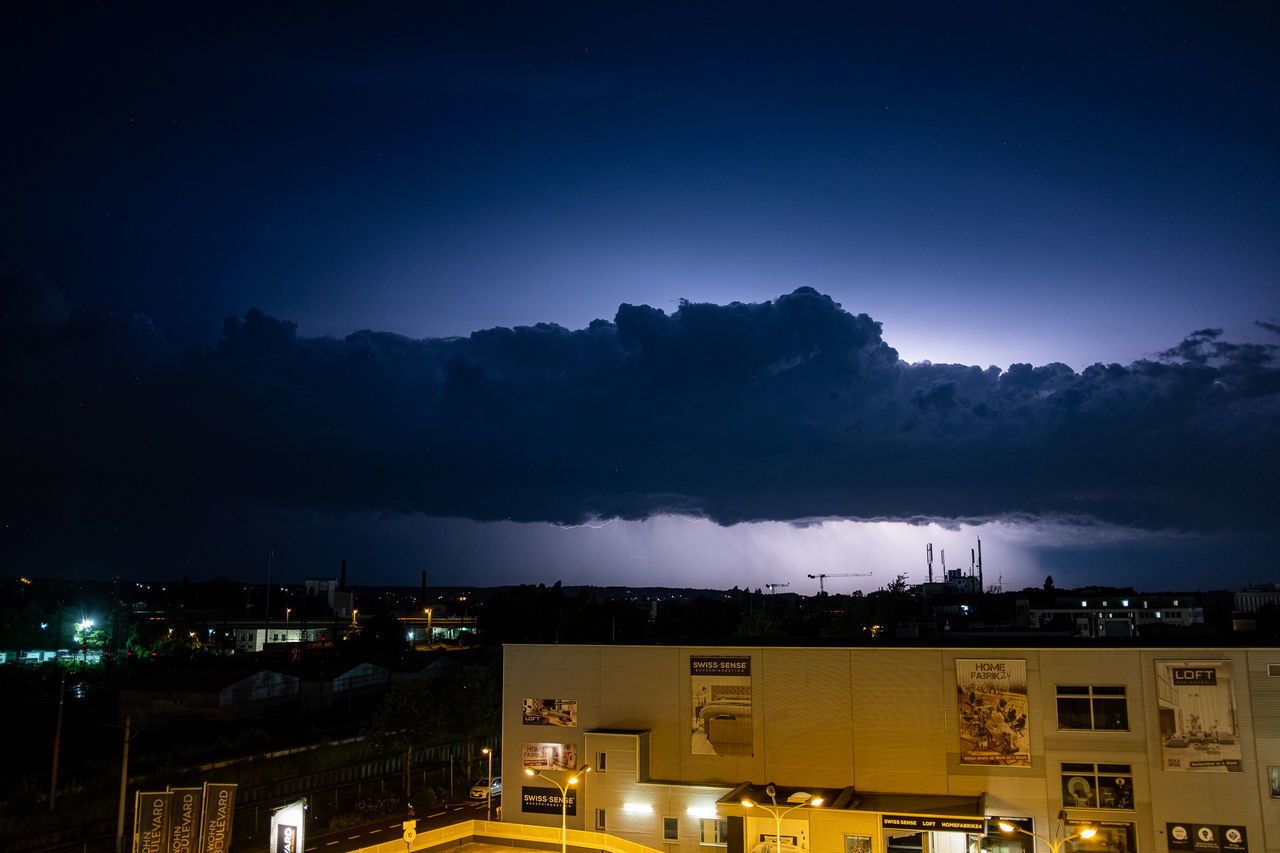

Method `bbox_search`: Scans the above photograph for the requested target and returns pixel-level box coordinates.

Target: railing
[358,818,665,853]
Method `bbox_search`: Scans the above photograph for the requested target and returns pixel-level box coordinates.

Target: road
[303,796,498,853]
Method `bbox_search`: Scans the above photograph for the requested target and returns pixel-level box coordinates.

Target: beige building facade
[501,644,1280,853]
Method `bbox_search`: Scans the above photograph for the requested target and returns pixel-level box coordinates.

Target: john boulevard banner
[133,791,171,853]
[168,788,202,853]
[199,783,237,853]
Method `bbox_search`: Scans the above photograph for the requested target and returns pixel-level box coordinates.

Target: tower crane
[807,572,871,594]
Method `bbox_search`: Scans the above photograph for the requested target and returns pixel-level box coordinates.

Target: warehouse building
[500,644,1280,853]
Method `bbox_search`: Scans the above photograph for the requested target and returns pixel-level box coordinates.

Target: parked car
[470,777,501,799]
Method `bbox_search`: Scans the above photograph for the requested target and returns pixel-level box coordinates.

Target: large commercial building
[501,644,1280,853]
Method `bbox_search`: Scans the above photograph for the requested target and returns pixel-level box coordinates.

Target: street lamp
[741,784,823,853]
[524,764,592,853]
[482,747,494,821]
[998,821,1096,853]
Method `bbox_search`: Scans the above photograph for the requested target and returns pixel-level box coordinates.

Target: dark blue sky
[2,2,1278,591]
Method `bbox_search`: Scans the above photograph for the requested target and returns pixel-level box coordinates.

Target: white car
[470,777,501,799]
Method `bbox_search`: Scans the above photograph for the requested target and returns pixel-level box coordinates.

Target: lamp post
[524,765,592,853]
[482,747,494,821]
[998,821,1097,853]
[741,784,823,853]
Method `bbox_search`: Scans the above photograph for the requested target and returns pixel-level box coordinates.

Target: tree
[366,664,500,797]
[368,679,445,800]
[443,665,500,775]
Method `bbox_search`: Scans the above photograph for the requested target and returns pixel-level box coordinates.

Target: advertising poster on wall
[522,742,578,770]
[1167,823,1248,853]
[523,698,578,727]
[168,788,202,853]
[955,659,1030,766]
[1155,661,1242,772]
[691,655,752,757]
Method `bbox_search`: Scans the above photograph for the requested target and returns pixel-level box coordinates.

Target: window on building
[595,752,607,772]
[1269,766,1280,798]
[844,836,872,853]
[595,809,607,831]
[1061,763,1134,809]
[664,818,680,841]
[1057,686,1128,730]
[701,818,730,846]
[1069,822,1135,853]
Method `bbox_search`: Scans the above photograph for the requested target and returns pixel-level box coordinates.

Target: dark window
[665,818,680,841]
[1057,686,1128,730]
[1062,762,1133,809]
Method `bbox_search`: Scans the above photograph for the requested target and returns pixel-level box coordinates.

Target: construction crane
[807,572,871,594]
[764,583,790,593]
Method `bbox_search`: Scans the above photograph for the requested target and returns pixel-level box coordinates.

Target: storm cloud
[3,280,1278,572]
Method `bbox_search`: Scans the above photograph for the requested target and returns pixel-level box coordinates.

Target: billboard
[133,791,172,853]
[1167,823,1247,853]
[691,655,752,757]
[199,783,238,853]
[269,800,306,853]
[956,659,1029,766]
[1156,661,1242,772]
[523,698,578,727]
[522,742,578,770]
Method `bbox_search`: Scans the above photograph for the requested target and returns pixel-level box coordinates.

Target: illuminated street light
[482,747,494,821]
[741,784,823,853]
[524,764,592,853]
[999,821,1097,853]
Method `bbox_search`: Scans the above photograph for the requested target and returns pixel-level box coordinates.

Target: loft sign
[881,816,986,833]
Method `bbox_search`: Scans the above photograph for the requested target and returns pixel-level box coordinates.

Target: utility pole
[50,670,66,810]
[116,716,131,853]
[264,549,274,644]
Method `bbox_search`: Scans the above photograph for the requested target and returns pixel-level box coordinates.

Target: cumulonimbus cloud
[3,279,1278,557]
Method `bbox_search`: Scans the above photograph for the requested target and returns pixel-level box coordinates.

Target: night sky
[3,2,1278,593]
